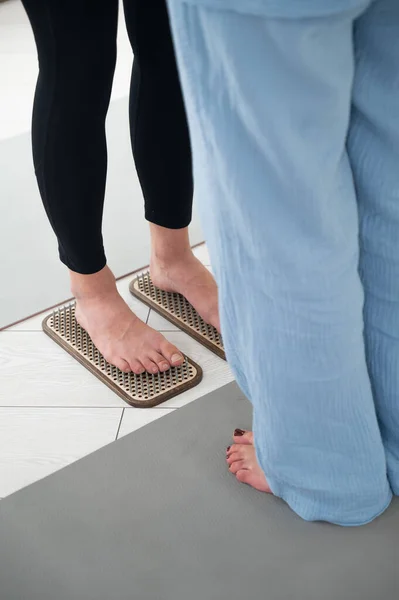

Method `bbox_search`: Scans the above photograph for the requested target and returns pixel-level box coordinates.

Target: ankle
[150,223,193,266]
[151,252,194,275]
[70,265,118,301]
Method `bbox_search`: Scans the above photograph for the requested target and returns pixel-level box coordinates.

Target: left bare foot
[151,252,220,332]
[226,443,272,493]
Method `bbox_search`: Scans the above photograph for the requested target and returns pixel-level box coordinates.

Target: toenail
[234,428,245,437]
[226,446,231,453]
[171,353,183,364]
[151,366,158,373]
[160,362,169,371]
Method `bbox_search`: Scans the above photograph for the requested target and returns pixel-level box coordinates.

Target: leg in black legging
[123,0,193,229]
[121,0,219,330]
[22,0,118,274]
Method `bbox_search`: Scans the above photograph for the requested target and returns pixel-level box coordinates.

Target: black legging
[22,0,193,274]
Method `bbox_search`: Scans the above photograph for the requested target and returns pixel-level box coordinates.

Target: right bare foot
[72,267,184,373]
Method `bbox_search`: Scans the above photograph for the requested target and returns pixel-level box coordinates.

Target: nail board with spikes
[42,304,203,408]
[130,272,225,360]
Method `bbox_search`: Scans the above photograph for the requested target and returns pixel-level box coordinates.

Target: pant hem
[145,211,192,230]
[60,255,107,276]
[268,475,393,526]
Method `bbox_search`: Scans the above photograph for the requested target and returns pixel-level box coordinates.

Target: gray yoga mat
[0,382,398,600]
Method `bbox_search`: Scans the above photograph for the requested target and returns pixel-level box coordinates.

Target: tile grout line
[2,327,180,333]
[0,406,175,410]
[115,408,125,440]
[1,330,45,334]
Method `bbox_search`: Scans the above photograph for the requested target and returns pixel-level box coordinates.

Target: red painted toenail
[226,446,231,453]
[234,429,245,437]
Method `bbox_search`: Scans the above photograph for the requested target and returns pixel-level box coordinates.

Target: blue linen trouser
[167,0,398,525]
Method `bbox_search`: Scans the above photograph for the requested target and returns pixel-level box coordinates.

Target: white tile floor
[0,244,234,498]
[0,2,224,499]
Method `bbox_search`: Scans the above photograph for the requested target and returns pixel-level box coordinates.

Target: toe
[226,444,242,458]
[226,447,244,465]
[149,351,170,372]
[229,460,246,474]
[233,430,254,445]
[113,358,131,373]
[141,357,160,374]
[129,360,145,375]
[159,340,184,366]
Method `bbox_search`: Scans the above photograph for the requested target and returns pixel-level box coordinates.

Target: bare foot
[72,267,184,374]
[226,443,271,493]
[151,253,220,332]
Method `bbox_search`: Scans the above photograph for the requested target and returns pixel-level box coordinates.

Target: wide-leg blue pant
[167,0,399,525]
